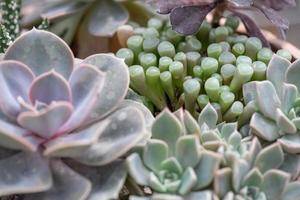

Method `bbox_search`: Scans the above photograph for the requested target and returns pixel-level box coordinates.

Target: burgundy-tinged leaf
[256,0,296,11]
[170,4,216,35]
[146,0,216,14]
[229,10,270,47]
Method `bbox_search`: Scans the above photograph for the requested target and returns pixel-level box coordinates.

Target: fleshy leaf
[143,139,168,173]
[18,102,73,139]
[72,106,146,166]
[60,64,105,132]
[176,135,201,169]
[286,59,300,92]
[250,112,280,141]
[198,103,218,129]
[279,154,300,180]
[0,152,52,196]
[232,159,249,192]
[242,168,263,188]
[127,153,151,186]
[178,167,197,195]
[194,151,221,190]
[4,29,74,79]
[29,70,71,104]
[23,159,91,200]
[183,111,201,135]
[242,82,258,105]
[255,143,284,173]
[282,182,300,200]
[152,109,182,156]
[185,191,214,200]
[82,54,129,123]
[275,108,296,134]
[214,168,233,198]
[262,170,290,200]
[149,172,166,193]
[278,134,300,154]
[0,61,34,119]
[88,0,129,37]
[281,83,298,115]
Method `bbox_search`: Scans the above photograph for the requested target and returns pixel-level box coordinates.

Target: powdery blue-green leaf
[214,168,233,198]
[281,83,298,115]
[151,194,183,200]
[152,109,182,156]
[29,70,71,105]
[228,131,242,149]
[242,82,258,105]
[161,157,183,175]
[66,159,127,200]
[254,143,284,173]
[23,159,91,200]
[185,191,214,200]
[130,196,150,200]
[0,152,52,196]
[232,159,249,192]
[194,151,221,190]
[275,108,296,134]
[278,134,300,154]
[242,168,263,188]
[255,81,281,120]
[220,123,237,141]
[243,137,262,168]
[165,180,181,193]
[60,64,105,132]
[262,170,290,200]
[237,101,257,127]
[250,112,280,141]
[149,172,167,193]
[267,53,291,96]
[88,0,129,37]
[279,154,300,180]
[178,167,197,195]
[0,61,34,119]
[176,135,201,169]
[127,153,151,186]
[4,29,74,79]
[198,103,218,129]
[143,139,168,173]
[286,59,300,93]
[18,102,73,139]
[281,182,300,200]
[82,54,129,123]
[72,106,146,166]
[183,111,201,135]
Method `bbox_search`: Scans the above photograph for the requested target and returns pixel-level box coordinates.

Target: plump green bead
[219,41,231,52]
[166,28,183,45]
[147,18,163,31]
[252,61,267,81]
[140,53,157,69]
[184,79,201,115]
[230,63,254,93]
[193,65,203,79]
[234,35,248,44]
[174,52,187,75]
[186,37,202,52]
[219,91,235,113]
[232,43,245,57]
[205,77,220,102]
[221,64,236,85]
[201,57,219,78]
[245,37,262,60]
[177,41,187,52]
[158,41,176,58]
[134,27,146,35]
[225,26,234,35]
[219,85,230,93]
[160,71,175,102]
[236,55,252,66]
[186,52,201,76]
[211,73,223,85]
[146,67,166,103]
[225,16,240,30]
[277,49,292,61]
[223,101,244,122]
[215,26,229,42]
[207,43,223,59]
[257,48,273,64]
[197,20,212,44]
[143,27,160,38]
[197,94,210,109]
[226,36,236,46]
[169,61,184,88]
[129,65,147,94]
[219,52,236,66]
[209,28,216,43]
[159,56,173,72]
[116,48,134,66]
[127,35,144,56]
[143,37,160,53]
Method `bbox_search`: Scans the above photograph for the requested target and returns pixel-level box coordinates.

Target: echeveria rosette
[0,29,149,200]
[243,55,300,154]
[127,108,222,199]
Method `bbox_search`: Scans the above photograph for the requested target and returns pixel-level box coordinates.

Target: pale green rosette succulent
[0,29,151,200]
[127,108,222,200]
[243,54,300,154]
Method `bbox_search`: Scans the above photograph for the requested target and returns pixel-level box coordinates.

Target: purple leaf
[256,0,296,11]
[29,70,72,105]
[0,61,35,120]
[170,4,216,35]
[17,102,73,139]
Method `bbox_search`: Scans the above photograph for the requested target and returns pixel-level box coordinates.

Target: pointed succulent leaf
[44,119,110,157]
[238,100,257,127]
[279,154,300,180]
[0,61,34,119]
[176,135,201,169]
[232,159,249,192]
[82,54,129,122]
[143,139,168,173]
[228,131,242,149]
[127,153,151,186]
[194,151,221,190]
[262,170,290,200]
[242,168,263,188]
[243,82,258,105]
[183,111,201,135]
[152,109,182,156]
[255,143,284,173]
[278,134,300,154]
[0,152,52,196]
[73,106,146,166]
[286,59,300,92]
[29,70,71,104]
[250,112,280,141]
[214,168,233,198]
[149,172,167,193]
[178,167,197,195]
[60,64,105,132]
[165,180,181,193]
[185,191,214,200]
[281,182,300,200]
[275,108,296,134]
[4,29,74,79]
[88,0,129,37]
[255,81,281,120]
[66,159,127,200]
[220,123,237,141]
[267,54,291,96]
[18,102,73,139]
[198,103,218,129]
[243,137,262,168]
[161,157,183,175]
[281,83,298,114]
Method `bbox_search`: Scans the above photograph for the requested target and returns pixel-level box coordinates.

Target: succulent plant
[147,0,296,44]
[0,24,12,53]
[0,28,151,200]
[243,55,300,154]
[127,108,222,199]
